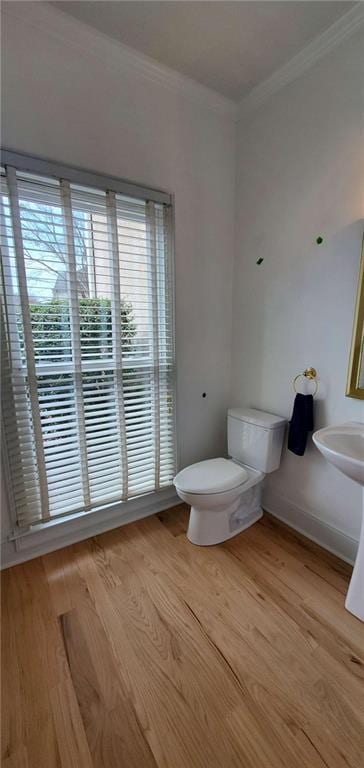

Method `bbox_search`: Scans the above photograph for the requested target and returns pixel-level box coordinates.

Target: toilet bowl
[174,458,264,545]
[174,408,286,546]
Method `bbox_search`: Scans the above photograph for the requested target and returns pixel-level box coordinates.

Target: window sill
[2,486,179,568]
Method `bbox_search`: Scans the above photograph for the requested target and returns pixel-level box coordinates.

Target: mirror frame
[346,234,364,400]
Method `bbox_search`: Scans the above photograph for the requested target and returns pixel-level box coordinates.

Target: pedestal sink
[313,422,364,621]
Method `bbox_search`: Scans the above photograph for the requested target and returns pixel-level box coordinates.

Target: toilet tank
[227,408,286,473]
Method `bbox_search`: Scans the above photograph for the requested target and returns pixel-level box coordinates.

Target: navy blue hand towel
[288,393,314,456]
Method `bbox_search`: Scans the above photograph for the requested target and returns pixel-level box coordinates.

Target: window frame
[1,150,172,206]
[1,149,177,534]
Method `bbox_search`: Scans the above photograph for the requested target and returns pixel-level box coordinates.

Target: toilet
[174,408,286,545]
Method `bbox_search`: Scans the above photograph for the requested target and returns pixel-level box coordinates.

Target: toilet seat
[174,458,248,495]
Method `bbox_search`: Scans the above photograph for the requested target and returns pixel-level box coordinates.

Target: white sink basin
[313,422,364,486]
[313,422,364,622]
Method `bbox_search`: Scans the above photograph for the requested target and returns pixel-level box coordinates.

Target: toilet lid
[174,458,248,494]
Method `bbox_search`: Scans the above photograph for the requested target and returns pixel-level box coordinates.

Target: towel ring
[293,367,318,397]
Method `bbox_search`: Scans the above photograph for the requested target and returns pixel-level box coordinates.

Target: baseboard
[2,484,358,568]
[263,489,358,565]
[1,488,180,569]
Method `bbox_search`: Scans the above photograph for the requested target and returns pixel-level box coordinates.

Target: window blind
[0,159,175,528]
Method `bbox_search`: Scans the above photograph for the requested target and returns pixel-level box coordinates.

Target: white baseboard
[1,487,180,569]
[2,484,358,569]
[263,489,358,565]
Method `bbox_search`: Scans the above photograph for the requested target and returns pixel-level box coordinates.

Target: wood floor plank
[2,566,61,762]
[49,677,94,768]
[1,746,29,768]
[1,570,24,764]
[2,505,364,768]
[42,548,74,616]
[42,543,93,616]
[61,601,158,768]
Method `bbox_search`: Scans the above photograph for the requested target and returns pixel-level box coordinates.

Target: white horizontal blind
[0,164,175,528]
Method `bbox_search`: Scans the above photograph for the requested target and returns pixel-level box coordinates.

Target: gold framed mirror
[346,234,364,399]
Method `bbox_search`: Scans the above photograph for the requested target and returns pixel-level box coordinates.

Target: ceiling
[54,2,354,101]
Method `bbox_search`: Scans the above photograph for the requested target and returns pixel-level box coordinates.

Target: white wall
[232,28,364,551]
[1,3,235,561]
[1,3,363,565]
[2,4,236,470]
[3,15,236,446]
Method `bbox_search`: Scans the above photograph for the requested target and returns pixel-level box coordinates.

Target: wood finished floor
[2,506,364,768]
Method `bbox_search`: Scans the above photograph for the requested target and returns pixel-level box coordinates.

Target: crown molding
[238,2,364,121]
[3,1,363,124]
[2,1,236,119]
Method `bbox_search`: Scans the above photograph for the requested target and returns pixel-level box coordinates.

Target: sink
[313,422,364,485]
[313,422,364,622]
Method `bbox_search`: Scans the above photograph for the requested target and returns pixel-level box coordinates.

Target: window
[1,153,176,529]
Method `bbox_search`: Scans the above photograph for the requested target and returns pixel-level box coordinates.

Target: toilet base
[187,506,263,546]
[187,482,263,546]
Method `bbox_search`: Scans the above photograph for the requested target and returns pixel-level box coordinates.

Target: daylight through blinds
[0,164,175,527]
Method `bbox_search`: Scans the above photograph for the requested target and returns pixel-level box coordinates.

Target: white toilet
[174,408,286,545]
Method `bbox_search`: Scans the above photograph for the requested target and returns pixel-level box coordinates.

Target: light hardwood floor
[2,506,364,768]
